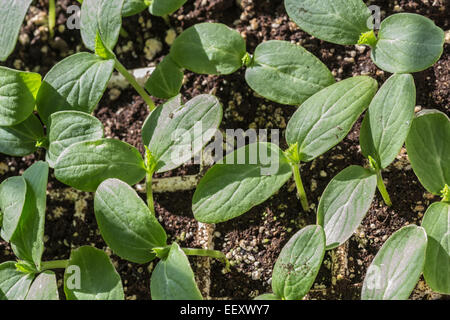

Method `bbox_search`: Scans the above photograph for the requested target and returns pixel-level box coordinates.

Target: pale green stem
[114,58,156,110]
[146,172,155,215]
[182,248,230,269]
[292,163,309,212]
[376,170,392,206]
[40,259,69,271]
[49,0,56,38]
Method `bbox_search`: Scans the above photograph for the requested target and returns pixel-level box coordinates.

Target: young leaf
[371,13,444,73]
[284,0,372,45]
[64,246,124,300]
[54,139,146,192]
[0,67,41,126]
[149,0,187,16]
[405,110,450,195]
[286,76,378,162]
[0,261,34,300]
[254,293,280,300]
[142,94,222,173]
[272,225,326,300]
[361,225,427,300]
[193,142,292,223]
[36,53,115,124]
[25,271,59,300]
[0,176,27,242]
[245,40,335,105]
[0,114,44,157]
[144,54,184,99]
[317,166,377,250]
[360,74,416,169]
[421,202,450,294]
[80,0,125,51]
[10,161,49,270]
[0,0,33,61]
[150,243,203,300]
[95,178,167,264]
[47,111,104,168]
[171,23,246,75]
[122,0,148,17]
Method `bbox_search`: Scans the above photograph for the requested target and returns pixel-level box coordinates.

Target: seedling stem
[292,163,310,212]
[40,259,69,271]
[376,170,392,206]
[49,0,56,38]
[145,146,157,215]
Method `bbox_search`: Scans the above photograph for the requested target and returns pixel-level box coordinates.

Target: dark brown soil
[0,0,449,300]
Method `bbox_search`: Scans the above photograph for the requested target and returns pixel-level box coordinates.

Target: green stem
[114,58,156,110]
[292,163,309,212]
[182,248,230,269]
[49,0,56,38]
[146,172,155,215]
[376,170,392,206]
[40,259,69,271]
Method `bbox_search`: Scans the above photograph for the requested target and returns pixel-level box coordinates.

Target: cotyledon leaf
[272,225,326,300]
[95,178,167,264]
[286,76,378,162]
[149,0,187,16]
[64,246,124,300]
[0,261,34,300]
[193,142,292,224]
[144,54,184,99]
[317,165,377,250]
[245,40,335,105]
[25,271,59,300]
[54,138,147,192]
[360,73,416,169]
[361,225,427,300]
[0,0,33,61]
[405,110,450,195]
[47,111,104,168]
[142,94,222,173]
[150,243,203,300]
[0,67,41,126]
[421,202,450,294]
[171,23,246,75]
[80,0,125,51]
[284,0,372,45]
[0,114,44,157]
[122,0,148,17]
[371,13,444,73]
[254,293,280,300]
[36,53,115,124]
[0,176,27,242]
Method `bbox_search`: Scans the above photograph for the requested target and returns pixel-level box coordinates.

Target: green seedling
[255,225,326,300]
[0,162,124,300]
[193,76,377,223]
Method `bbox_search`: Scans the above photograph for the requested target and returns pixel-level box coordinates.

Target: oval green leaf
[405,110,450,195]
[284,0,372,45]
[371,13,444,73]
[142,94,222,173]
[80,0,125,51]
[317,165,377,250]
[360,73,416,169]
[0,176,27,242]
[47,111,104,168]
[245,40,335,105]
[149,0,187,16]
[95,178,167,264]
[422,202,450,294]
[145,55,184,99]
[26,271,59,300]
[36,53,114,124]
[64,246,124,300]
[0,261,34,300]
[122,0,148,17]
[150,243,203,300]
[54,139,146,192]
[361,225,427,300]
[272,225,326,300]
[193,142,293,223]
[254,293,280,300]
[0,67,41,126]
[0,0,32,61]
[171,23,246,75]
[0,114,44,157]
[286,76,378,162]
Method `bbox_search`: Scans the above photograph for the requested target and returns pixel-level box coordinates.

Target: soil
[0,0,449,300]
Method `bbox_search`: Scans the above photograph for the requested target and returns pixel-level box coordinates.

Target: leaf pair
[284,0,444,73]
[256,225,326,300]
[170,23,335,105]
[193,76,377,223]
